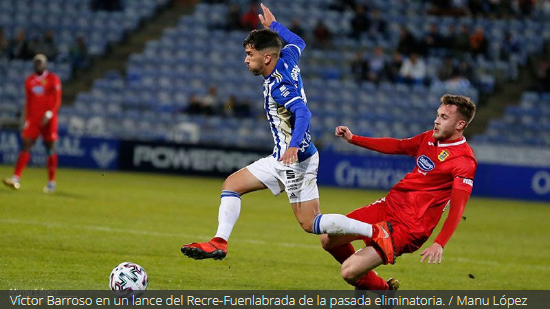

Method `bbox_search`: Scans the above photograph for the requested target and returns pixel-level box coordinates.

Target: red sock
[327,243,355,264]
[14,151,31,178]
[354,271,389,290]
[47,153,58,182]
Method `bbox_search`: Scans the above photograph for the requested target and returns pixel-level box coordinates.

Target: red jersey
[25,70,62,122]
[351,131,477,246]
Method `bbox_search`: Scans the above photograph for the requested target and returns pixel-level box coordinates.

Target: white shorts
[247,152,319,203]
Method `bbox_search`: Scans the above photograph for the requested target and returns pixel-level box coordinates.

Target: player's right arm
[335,126,423,156]
[42,74,62,126]
[259,3,306,55]
[23,76,31,120]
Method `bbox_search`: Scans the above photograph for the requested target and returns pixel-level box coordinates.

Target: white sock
[214,190,241,241]
[312,214,372,237]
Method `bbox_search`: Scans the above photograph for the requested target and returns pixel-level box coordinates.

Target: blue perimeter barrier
[0,130,548,202]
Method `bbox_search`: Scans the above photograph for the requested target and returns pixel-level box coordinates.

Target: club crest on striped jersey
[417,155,435,172]
[438,150,450,162]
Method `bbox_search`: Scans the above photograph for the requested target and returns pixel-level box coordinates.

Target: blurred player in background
[3,54,61,193]
[181,3,390,261]
[319,94,477,290]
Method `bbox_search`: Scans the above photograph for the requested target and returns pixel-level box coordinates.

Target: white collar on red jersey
[438,136,467,147]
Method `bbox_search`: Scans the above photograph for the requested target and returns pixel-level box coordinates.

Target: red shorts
[22,117,58,142]
[346,198,430,261]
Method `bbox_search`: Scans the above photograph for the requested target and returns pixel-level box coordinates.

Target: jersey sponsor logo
[462,178,474,186]
[279,85,290,97]
[438,150,450,161]
[286,170,296,180]
[31,85,45,95]
[417,155,435,172]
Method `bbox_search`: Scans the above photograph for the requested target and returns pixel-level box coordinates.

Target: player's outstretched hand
[335,126,353,142]
[280,146,298,166]
[258,3,276,29]
[420,243,443,264]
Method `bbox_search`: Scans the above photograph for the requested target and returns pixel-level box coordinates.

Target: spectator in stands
[437,56,456,81]
[500,31,520,61]
[351,52,368,84]
[241,1,260,31]
[313,21,332,49]
[225,4,242,31]
[386,51,404,83]
[328,0,357,12]
[456,58,476,84]
[428,0,469,16]
[186,95,203,115]
[532,58,550,92]
[442,24,458,52]
[69,36,90,71]
[444,68,474,92]
[469,26,488,57]
[368,9,387,38]
[349,5,370,40]
[200,86,220,115]
[0,27,8,59]
[366,46,387,84]
[289,19,305,39]
[517,0,536,17]
[420,24,444,56]
[33,30,58,61]
[9,29,33,60]
[397,26,418,56]
[453,25,471,56]
[224,95,251,118]
[398,53,427,86]
[91,0,122,11]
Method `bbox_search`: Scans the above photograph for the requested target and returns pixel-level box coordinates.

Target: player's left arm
[420,156,477,264]
[42,75,62,125]
[259,4,306,56]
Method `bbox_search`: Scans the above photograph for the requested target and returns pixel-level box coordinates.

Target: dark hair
[440,94,476,125]
[243,29,282,52]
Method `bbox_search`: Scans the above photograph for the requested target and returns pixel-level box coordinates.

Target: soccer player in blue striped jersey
[181,3,380,261]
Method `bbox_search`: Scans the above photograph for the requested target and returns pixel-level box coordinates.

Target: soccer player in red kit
[3,54,61,193]
[314,94,477,290]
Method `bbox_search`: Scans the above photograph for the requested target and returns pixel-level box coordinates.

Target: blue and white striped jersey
[263,22,317,162]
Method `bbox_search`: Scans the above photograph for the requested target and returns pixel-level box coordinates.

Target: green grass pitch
[0,165,548,290]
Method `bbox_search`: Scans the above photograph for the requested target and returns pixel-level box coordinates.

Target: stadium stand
[2,0,550,149]
[0,0,170,125]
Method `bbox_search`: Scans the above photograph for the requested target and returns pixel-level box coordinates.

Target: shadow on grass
[44,191,89,200]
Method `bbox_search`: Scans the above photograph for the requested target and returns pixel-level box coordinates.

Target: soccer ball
[109,262,148,297]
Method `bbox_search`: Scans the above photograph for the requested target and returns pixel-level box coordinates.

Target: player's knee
[221,176,239,192]
[340,265,359,284]
[298,219,313,233]
[320,234,331,251]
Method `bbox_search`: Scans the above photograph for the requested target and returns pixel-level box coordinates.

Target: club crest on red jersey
[438,150,450,162]
[417,155,435,172]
